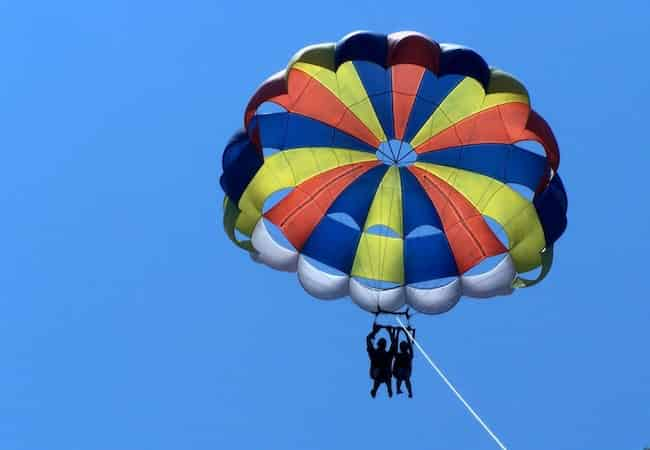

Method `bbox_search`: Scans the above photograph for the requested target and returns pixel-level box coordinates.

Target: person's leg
[396,378,403,394]
[386,378,393,398]
[405,378,413,398]
[371,379,381,398]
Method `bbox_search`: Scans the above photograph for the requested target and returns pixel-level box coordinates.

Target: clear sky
[2,1,649,449]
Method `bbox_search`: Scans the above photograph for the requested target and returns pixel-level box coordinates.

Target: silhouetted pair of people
[366,324,413,398]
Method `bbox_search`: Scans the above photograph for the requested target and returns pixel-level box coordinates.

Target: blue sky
[2,1,649,449]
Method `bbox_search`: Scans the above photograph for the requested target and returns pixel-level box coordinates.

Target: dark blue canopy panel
[221,129,263,204]
[418,144,548,190]
[534,174,568,246]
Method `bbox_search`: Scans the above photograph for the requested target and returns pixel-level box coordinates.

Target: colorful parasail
[220,31,568,315]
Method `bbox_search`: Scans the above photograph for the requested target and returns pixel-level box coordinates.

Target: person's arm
[389,327,398,354]
[366,324,378,353]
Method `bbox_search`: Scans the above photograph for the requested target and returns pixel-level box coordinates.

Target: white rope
[395,317,508,450]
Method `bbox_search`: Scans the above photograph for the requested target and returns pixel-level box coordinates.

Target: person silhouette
[366,324,398,398]
[393,330,414,397]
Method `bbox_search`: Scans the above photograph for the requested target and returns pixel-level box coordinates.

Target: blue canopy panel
[353,61,391,96]
[353,61,394,139]
[418,144,548,190]
[399,167,443,233]
[220,129,263,204]
[250,113,376,153]
[403,73,464,143]
[533,174,568,246]
[301,216,362,274]
[327,165,388,228]
[335,32,388,69]
[405,234,459,284]
[439,45,490,89]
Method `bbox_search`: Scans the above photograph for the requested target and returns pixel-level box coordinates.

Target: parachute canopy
[220,31,568,315]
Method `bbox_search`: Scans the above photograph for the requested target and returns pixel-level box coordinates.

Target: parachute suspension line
[376,146,394,163]
[395,317,508,450]
[397,146,416,164]
[385,140,398,161]
[397,139,404,163]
